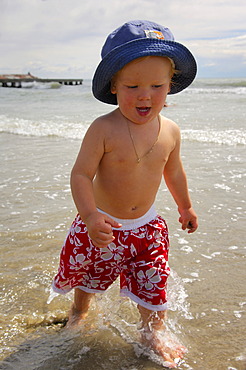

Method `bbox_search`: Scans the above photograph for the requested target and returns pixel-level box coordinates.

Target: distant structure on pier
[0,72,83,88]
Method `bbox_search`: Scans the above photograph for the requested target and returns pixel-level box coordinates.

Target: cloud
[190,35,246,59]
[187,34,246,77]
[0,0,246,78]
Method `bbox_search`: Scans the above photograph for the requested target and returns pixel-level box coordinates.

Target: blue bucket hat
[92,20,197,105]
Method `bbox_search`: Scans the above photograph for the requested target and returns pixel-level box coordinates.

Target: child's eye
[153,84,163,88]
[127,85,138,89]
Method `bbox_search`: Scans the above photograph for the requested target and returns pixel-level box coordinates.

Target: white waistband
[97,204,157,231]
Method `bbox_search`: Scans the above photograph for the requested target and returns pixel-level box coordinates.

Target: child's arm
[163,125,198,233]
[70,119,121,247]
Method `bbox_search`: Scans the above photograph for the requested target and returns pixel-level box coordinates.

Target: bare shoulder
[91,110,117,129]
[160,114,180,132]
[160,114,181,143]
[80,111,117,149]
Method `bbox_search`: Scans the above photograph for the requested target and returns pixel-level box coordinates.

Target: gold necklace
[126,115,161,163]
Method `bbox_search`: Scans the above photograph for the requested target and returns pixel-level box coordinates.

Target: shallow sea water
[0,79,245,369]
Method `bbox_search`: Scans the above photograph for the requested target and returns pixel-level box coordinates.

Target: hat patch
[144,30,165,40]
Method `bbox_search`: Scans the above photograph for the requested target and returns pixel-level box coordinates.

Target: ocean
[0,78,245,370]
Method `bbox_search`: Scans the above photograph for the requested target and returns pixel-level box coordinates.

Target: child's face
[111,56,172,124]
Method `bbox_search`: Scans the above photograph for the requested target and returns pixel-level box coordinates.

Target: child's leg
[137,305,186,368]
[67,288,95,327]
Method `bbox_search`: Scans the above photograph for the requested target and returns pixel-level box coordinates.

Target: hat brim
[92,38,197,105]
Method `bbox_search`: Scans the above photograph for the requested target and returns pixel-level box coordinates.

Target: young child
[52,20,198,368]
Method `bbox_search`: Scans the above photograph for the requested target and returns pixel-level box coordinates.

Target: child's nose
[138,88,151,101]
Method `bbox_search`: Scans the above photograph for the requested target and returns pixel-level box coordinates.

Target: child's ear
[111,82,117,94]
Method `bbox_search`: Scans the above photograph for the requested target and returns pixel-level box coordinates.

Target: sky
[0,0,246,79]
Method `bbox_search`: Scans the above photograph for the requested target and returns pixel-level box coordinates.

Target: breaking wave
[1,115,245,146]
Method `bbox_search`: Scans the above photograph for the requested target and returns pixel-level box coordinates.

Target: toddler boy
[53,20,198,368]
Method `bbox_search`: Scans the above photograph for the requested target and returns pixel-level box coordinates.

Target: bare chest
[104,128,173,169]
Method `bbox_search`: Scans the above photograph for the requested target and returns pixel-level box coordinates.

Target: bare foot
[140,328,187,368]
[66,303,88,329]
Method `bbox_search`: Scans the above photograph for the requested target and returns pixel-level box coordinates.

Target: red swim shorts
[52,207,170,311]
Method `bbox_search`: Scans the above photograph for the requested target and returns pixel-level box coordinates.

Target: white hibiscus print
[69,254,90,270]
[82,273,100,289]
[137,267,161,290]
[100,243,125,261]
[70,222,81,236]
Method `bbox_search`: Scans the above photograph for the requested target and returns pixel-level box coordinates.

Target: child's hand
[84,211,122,248]
[178,207,198,234]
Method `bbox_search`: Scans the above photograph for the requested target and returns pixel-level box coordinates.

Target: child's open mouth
[136,107,151,116]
